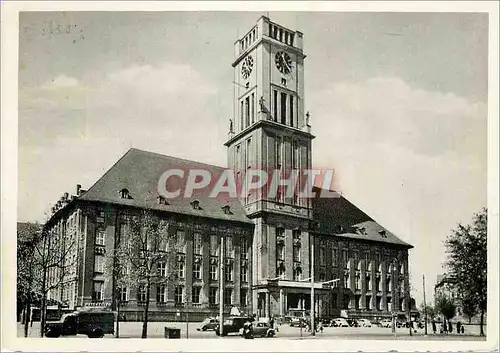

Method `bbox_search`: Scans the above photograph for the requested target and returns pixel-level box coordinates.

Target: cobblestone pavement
[17,322,486,340]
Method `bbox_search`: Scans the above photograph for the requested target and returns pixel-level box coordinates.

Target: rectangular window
[290,33,294,46]
[93,281,104,301]
[174,286,184,304]
[177,258,185,279]
[119,287,128,302]
[251,93,255,124]
[224,288,233,305]
[193,233,202,255]
[293,246,301,262]
[245,96,250,128]
[95,230,105,245]
[138,285,147,302]
[319,241,326,266]
[157,285,167,303]
[209,287,218,304]
[241,289,248,306]
[277,244,285,260]
[290,95,294,127]
[158,261,167,277]
[176,230,185,253]
[240,240,248,260]
[192,287,201,304]
[365,251,370,262]
[210,261,218,281]
[225,237,234,258]
[241,266,248,283]
[344,274,350,289]
[273,90,278,122]
[332,248,338,267]
[225,262,233,282]
[210,235,219,256]
[240,101,244,131]
[280,92,287,124]
[193,261,202,280]
[275,136,282,169]
[94,255,104,273]
[342,249,349,267]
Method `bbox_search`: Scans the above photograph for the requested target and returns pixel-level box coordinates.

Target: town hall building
[42,16,413,322]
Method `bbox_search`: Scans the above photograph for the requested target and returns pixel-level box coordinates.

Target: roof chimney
[64,192,69,200]
[76,184,82,195]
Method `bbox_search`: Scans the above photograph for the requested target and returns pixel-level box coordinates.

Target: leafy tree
[461,295,478,324]
[419,303,436,321]
[435,295,456,321]
[112,210,175,338]
[444,208,487,336]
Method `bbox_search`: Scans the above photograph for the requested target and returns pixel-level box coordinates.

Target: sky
[18,11,488,305]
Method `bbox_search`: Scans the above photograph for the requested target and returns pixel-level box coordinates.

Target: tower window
[273,90,278,122]
[251,93,255,124]
[280,92,287,125]
[245,96,250,128]
[240,101,244,131]
[290,95,294,127]
[119,188,131,199]
[284,32,289,44]
[290,33,294,46]
[281,78,287,86]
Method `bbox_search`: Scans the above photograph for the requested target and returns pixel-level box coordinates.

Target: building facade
[42,16,413,321]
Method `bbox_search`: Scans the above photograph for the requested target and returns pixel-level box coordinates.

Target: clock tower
[225,16,316,318]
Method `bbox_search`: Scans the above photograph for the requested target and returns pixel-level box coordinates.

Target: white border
[2,1,499,352]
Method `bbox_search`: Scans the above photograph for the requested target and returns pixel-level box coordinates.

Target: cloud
[309,77,487,302]
[18,62,223,222]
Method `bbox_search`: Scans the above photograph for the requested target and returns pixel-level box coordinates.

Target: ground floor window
[175,286,184,304]
[224,288,233,305]
[209,287,218,304]
[192,286,201,304]
[119,287,128,302]
[93,281,104,301]
[241,289,248,307]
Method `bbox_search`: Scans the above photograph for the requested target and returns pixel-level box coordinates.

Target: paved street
[18,321,486,340]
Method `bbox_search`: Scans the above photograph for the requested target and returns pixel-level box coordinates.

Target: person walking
[432,320,437,334]
[448,320,453,333]
[456,321,461,334]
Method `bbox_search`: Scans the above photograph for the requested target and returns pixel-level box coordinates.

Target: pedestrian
[456,321,461,334]
[270,316,274,329]
[461,325,465,334]
[448,320,453,333]
[432,320,436,334]
[318,321,324,333]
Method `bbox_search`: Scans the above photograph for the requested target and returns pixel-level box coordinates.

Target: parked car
[251,321,276,338]
[357,319,373,327]
[290,317,307,327]
[331,318,349,327]
[197,317,218,331]
[346,318,359,327]
[371,319,382,327]
[45,310,115,338]
[215,316,253,336]
[380,319,392,328]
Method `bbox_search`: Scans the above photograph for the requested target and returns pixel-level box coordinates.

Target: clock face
[275,51,292,74]
[241,55,254,80]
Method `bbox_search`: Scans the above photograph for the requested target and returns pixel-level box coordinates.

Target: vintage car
[215,316,254,336]
[251,321,276,338]
[197,317,218,331]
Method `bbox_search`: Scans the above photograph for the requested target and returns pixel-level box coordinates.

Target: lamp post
[219,235,225,337]
[423,274,428,336]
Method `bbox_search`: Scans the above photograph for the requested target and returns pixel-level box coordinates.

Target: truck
[45,310,115,338]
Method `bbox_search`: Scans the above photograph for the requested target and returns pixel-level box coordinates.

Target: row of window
[276,228,302,280]
[272,89,296,127]
[331,293,405,311]
[240,26,258,52]
[94,282,249,306]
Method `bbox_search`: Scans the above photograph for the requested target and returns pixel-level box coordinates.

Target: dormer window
[337,225,344,233]
[379,230,387,238]
[222,205,232,215]
[191,200,201,210]
[119,188,131,199]
[157,195,169,205]
[358,227,367,235]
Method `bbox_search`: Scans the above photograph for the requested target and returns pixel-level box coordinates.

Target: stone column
[360,259,366,310]
[266,292,271,318]
[392,260,399,313]
[279,289,284,317]
[201,232,210,304]
[234,234,241,306]
[349,260,355,309]
[371,260,377,311]
[301,231,310,279]
[268,226,276,279]
[284,229,293,280]
[381,261,387,312]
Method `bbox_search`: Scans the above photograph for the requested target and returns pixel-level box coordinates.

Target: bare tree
[113,210,176,338]
[31,225,78,337]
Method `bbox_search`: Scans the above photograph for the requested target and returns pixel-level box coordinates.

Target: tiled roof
[311,187,413,248]
[79,148,253,225]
